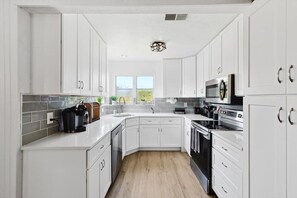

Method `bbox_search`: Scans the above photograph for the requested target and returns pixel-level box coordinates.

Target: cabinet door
[210,35,222,79]
[287,96,297,198]
[221,21,237,77]
[287,0,297,94]
[125,126,139,152]
[139,125,160,147]
[61,14,81,95]
[196,52,205,97]
[78,15,92,95]
[184,120,191,156]
[244,96,286,198]
[203,45,210,83]
[160,125,181,147]
[99,145,111,198]
[92,31,101,96]
[87,160,100,198]
[122,128,126,159]
[235,16,244,96]
[182,56,197,97]
[100,41,108,96]
[244,0,286,95]
[163,59,182,97]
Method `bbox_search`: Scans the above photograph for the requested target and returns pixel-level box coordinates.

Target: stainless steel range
[190,108,243,194]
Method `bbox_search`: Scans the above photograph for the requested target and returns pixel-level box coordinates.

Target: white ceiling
[86,13,238,61]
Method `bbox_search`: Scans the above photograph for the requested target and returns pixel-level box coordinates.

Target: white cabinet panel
[163,59,182,97]
[61,14,81,95]
[182,56,196,97]
[245,0,286,95]
[78,15,93,95]
[244,96,286,198]
[92,32,101,96]
[196,52,205,97]
[287,0,297,94]
[87,160,100,198]
[100,41,108,95]
[203,46,211,83]
[236,17,244,96]
[210,36,222,79]
[99,145,111,198]
[160,125,182,147]
[125,126,139,152]
[287,96,297,198]
[139,125,160,147]
[184,118,191,156]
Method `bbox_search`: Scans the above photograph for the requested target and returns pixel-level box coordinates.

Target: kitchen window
[115,76,154,104]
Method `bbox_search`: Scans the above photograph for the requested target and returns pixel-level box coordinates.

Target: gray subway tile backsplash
[22,121,40,135]
[22,102,48,112]
[22,129,48,145]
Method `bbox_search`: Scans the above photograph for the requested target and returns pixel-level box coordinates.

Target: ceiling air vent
[165,14,188,21]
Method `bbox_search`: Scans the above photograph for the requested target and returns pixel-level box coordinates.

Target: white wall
[109,60,163,97]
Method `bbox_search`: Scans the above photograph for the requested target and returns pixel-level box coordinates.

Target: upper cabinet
[29,14,107,96]
[210,36,222,79]
[196,45,211,97]
[287,0,297,94]
[244,0,286,95]
[182,56,197,97]
[163,59,183,97]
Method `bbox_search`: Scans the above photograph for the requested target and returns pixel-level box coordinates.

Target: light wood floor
[106,151,217,198]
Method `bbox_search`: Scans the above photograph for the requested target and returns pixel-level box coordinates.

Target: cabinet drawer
[212,135,242,168]
[87,134,110,169]
[212,168,238,198]
[140,118,160,125]
[126,118,139,127]
[160,117,181,125]
[212,148,242,197]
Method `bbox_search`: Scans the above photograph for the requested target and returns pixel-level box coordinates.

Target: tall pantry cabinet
[244,0,297,198]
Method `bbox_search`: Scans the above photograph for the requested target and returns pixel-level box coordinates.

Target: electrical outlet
[47,112,53,124]
[184,103,188,107]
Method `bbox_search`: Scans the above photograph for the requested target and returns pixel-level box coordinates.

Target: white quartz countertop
[22,113,211,151]
[211,130,244,150]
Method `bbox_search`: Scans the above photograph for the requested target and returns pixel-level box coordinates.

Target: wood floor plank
[106,151,217,198]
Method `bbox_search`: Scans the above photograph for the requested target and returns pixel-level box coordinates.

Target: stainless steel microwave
[205,74,242,105]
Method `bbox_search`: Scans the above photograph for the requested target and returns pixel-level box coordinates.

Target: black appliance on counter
[62,102,88,133]
[174,107,186,114]
[190,108,243,194]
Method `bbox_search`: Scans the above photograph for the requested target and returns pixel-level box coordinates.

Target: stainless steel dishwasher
[111,124,122,183]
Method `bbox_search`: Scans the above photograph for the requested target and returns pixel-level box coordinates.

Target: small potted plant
[110,96,118,105]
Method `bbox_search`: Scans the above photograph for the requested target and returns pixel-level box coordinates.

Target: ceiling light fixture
[150,41,166,52]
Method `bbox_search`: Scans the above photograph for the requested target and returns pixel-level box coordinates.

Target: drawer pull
[221,162,228,168]
[221,146,228,151]
[221,186,228,194]
[100,145,105,149]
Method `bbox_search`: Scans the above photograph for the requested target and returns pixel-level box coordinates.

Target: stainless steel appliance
[190,108,243,194]
[205,74,242,105]
[111,124,123,183]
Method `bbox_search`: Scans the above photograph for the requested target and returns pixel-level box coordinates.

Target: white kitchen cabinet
[196,52,205,97]
[92,31,101,96]
[203,45,211,83]
[163,59,183,97]
[160,125,182,147]
[210,35,222,79]
[184,118,191,156]
[122,128,126,159]
[139,125,160,147]
[236,17,244,96]
[244,0,286,95]
[287,0,297,94]
[100,41,108,96]
[125,126,139,153]
[182,56,197,97]
[244,96,286,198]
[221,21,238,78]
[78,15,93,95]
[87,145,111,198]
[98,145,111,198]
[287,96,297,198]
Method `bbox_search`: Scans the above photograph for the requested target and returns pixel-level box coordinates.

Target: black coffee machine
[62,102,88,133]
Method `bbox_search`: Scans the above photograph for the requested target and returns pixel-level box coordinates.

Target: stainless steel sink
[112,113,133,117]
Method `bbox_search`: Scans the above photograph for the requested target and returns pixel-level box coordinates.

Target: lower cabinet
[160,125,182,147]
[87,145,111,198]
[139,125,160,147]
[184,118,191,156]
[125,125,139,153]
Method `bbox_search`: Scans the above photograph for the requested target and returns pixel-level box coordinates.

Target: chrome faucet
[150,107,155,114]
[118,97,126,105]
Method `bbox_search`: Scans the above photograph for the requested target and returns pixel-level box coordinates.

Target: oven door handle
[198,129,209,136]
[195,128,200,153]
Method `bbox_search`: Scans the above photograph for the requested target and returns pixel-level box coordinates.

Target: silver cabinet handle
[221,146,228,151]
[289,65,294,83]
[103,159,105,168]
[100,162,104,171]
[277,67,283,83]
[81,81,84,89]
[100,145,104,149]
[217,68,220,74]
[78,81,81,89]
[221,186,228,194]
[278,107,283,123]
[222,162,228,168]
[288,108,294,125]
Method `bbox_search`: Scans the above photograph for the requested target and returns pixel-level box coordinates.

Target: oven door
[190,125,211,179]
